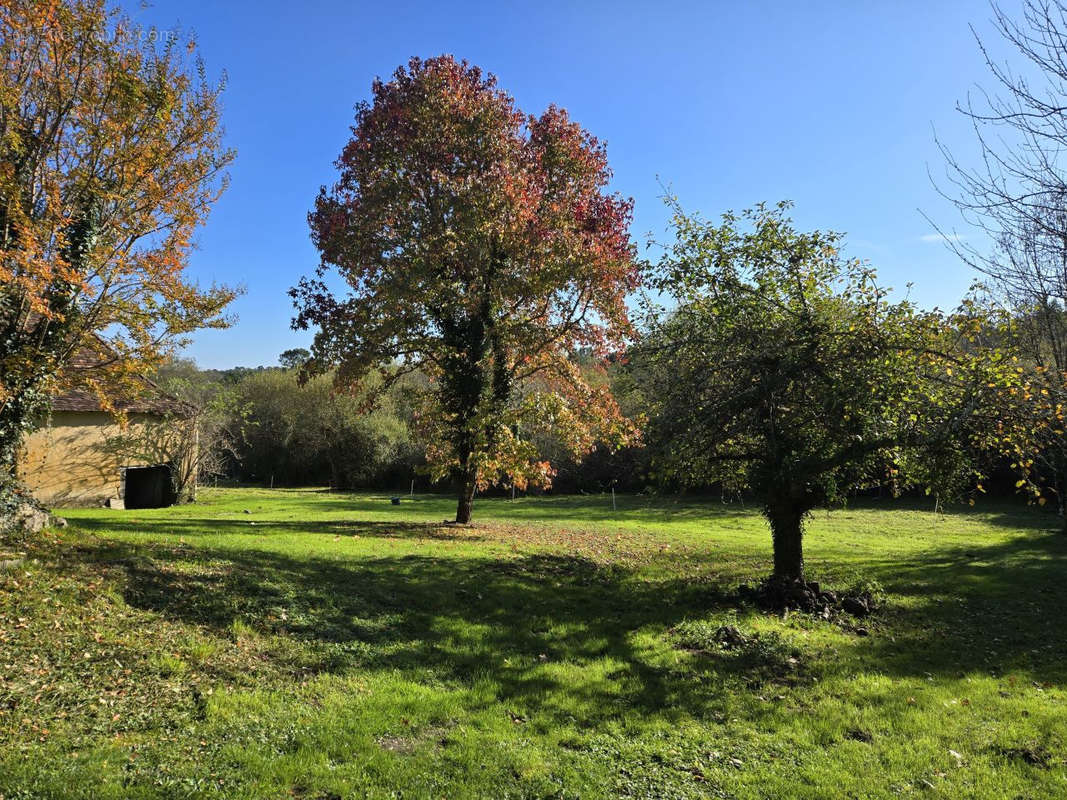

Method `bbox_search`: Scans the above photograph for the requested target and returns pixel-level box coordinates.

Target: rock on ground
[2,502,66,534]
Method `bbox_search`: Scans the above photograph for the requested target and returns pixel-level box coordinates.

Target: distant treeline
[158,354,653,496]
[159,348,1034,501]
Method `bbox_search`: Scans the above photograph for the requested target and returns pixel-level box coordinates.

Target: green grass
[2,488,1066,798]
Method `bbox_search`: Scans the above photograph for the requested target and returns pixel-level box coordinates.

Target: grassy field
[1,488,1066,799]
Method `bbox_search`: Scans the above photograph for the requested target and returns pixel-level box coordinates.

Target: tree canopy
[291,55,639,522]
[638,201,1019,581]
[278,348,311,370]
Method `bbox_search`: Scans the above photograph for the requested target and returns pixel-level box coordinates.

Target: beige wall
[20,411,169,507]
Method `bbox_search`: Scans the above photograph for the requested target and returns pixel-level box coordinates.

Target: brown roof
[51,380,192,416]
[15,315,193,417]
[52,340,193,417]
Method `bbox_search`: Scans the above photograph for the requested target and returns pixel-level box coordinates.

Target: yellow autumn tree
[0,0,236,510]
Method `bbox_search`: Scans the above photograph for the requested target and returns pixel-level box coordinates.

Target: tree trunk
[766,498,807,580]
[455,470,477,524]
[0,430,19,491]
[0,398,32,508]
[1056,469,1067,535]
[188,424,199,503]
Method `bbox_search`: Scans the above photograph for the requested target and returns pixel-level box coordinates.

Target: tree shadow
[52,513,1067,728]
[69,515,489,542]
[850,528,1067,684]
[970,503,1063,532]
[59,536,754,724]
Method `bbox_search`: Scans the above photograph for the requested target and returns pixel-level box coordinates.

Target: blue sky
[123,0,1005,368]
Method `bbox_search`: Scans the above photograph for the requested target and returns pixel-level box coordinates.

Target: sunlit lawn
[1,488,1066,798]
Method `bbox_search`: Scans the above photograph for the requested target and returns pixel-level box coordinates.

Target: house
[19,377,194,509]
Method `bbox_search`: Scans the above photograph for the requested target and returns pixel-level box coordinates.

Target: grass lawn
[1,488,1066,798]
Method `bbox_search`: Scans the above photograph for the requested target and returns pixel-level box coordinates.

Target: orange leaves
[0,0,235,470]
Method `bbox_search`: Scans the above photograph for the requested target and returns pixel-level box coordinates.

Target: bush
[231,370,419,490]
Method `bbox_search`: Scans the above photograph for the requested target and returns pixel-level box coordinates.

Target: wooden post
[612,487,616,512]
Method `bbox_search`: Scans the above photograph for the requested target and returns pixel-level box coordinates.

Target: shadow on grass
[54,515,1067,724]
[855,530,1067,684]
[60,537,750,722]
[70,516,491,542]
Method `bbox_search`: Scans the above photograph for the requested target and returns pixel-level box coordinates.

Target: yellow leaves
[0,0,233,430]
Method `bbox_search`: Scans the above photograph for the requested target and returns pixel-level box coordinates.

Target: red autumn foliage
[292,56,640,522]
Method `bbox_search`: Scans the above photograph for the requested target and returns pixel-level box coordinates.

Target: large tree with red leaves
[291,56,638,522]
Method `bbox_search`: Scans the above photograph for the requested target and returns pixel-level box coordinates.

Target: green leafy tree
[639,201,1017,582]
[278,348,311,370]
[291,56,638,522]
[233,370,413,490]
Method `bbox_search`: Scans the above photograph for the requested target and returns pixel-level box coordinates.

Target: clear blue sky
[122,0,1005,369]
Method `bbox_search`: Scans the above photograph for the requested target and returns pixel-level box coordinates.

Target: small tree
[158,364,244,500]
[640,201,1015,582]
[0,0,235,511]
[99,411,205,503]
[278,348,311,370]
[292,56,638,522]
